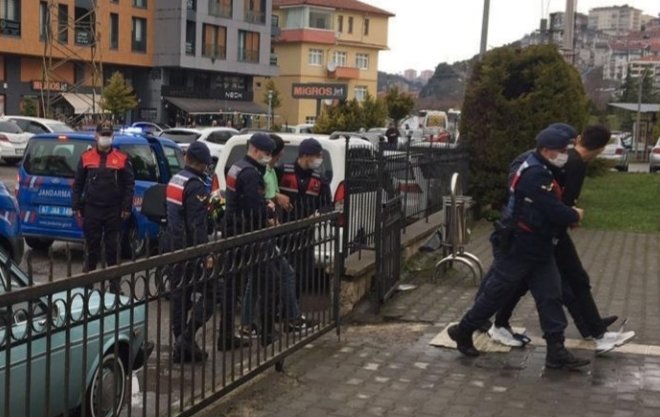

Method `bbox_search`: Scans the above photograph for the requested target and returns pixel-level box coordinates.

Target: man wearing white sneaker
[488,124,635,354]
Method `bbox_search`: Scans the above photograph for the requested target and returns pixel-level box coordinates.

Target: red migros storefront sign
[291,83,348,100]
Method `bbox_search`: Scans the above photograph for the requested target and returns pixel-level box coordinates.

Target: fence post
[374,143,385,312]
[342,135,350,259]
[402,133,412,233]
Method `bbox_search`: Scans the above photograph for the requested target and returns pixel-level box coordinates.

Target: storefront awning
[164,96,267,116]
[61,92,105,114]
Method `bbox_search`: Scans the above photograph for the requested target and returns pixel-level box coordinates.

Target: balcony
[329,66,360,80]
[209,3,232,18]
[203,44,227,60]
[0,18,20,36]
[185,42,195,55]
[75,28,95,46]
[245,10,266,25]
[270,53,278,66]
[271,15,281,37]
[277,28,335,44]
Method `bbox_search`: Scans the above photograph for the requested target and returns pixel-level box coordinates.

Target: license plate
[15,148,25,155]
[38,205,73,217]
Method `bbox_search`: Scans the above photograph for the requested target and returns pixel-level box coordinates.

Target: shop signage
[32,80,69,92]
[292,83,348,99]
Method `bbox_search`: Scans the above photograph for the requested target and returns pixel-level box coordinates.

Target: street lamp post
[267,90,273,130]
[635,67,646,160]
[479,0,490,60]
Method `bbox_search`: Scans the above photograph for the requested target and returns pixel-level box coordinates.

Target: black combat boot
[173,335,208,363]
[545,342,590,370]
[448,324,479,357]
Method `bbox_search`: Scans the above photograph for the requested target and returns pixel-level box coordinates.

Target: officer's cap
[248,133,275,153]
[547,122,578,139]
[536,128,571,150]
[187,141,212,165]
[96,121,114,136]
[299,138,323,156]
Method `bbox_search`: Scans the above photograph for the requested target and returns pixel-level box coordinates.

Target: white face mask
[258,155,272,166]
[549,152,569,168]
[310,158,323,169]
[97,136,113,148]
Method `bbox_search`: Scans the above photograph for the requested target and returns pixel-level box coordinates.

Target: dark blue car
[17,132,184,254]
[0,181,23,263]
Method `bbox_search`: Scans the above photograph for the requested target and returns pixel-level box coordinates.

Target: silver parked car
[598,135,629,172]
[650,137,660,173]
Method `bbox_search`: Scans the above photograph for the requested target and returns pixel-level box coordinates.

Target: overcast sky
[377,0,660,74]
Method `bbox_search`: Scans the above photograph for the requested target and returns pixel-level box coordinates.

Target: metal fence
[0,213,341,417]
[343,140,470,255]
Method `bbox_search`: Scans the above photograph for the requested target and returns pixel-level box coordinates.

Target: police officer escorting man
[72,121,135,283]
[448,127,590,370]
[165,141,223,362]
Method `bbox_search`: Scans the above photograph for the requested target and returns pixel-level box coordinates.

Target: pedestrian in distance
[486,123,635,354]
[72,121,135,288]
[164,141,223,363]
[385,122,400,150]
[448,127,591,370]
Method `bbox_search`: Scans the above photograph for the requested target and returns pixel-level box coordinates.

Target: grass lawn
[579,171,660,233]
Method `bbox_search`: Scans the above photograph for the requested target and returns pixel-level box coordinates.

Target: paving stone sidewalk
[206,226,660,417]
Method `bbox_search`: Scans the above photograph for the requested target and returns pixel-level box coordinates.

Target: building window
[0,0,21,36]
[209,0,232,18]
[337,15,343,32]
[133,0,147,8]
[333,51,347,67]
[185,20,196,55]
[309,9,331,29]
[187,0,196,11]
[74,6,95,46]
[238,30,260,62]
[245,0,266,24]
[111,0,118,3]
[355,86,367,102]
[305,116,316,124]
[57,4,68,43]
[348,16,353,34]
[364,18,369,35]
[309,48,323,66]
[202,24,227,59]
[356,53,368,70]
[132,17,147,52]
[39,2,49,40]
[110,13,119,49]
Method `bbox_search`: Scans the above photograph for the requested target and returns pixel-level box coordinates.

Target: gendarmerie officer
[223,133,278,347]
[165,141,216,363]
[72,121,135,277]
[448,127,590,370]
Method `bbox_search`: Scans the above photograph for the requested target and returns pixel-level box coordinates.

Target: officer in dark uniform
[164,141,217,362]
[278,138,332,222]
[223,133,277,346]
[448,127,590,370]
[72,121,135,278]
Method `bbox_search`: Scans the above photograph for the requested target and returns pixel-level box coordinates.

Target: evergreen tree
[262,79,282,121]
[361,93,388,129]
[21,97,38,117]
[101,71,138,120]
[461,45,589,214]
[384,87,415,127]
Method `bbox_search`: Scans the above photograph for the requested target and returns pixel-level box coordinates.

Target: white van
[0,116,75,135]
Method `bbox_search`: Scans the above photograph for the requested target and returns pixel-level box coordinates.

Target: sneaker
[546,342,590,370]
[447,324,479,357]
[238,324,259,339]
[594,332,618,355]
[488,325,523,347]
[615,330,635,347]
[288,315,319,332]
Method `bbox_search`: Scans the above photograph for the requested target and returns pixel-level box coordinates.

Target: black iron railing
[0,213,341,417]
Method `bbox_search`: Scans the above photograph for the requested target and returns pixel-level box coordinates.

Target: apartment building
[0,0,277,125]
[265,0,393,126]
[153,0,277,126]
[588,5,642,36]
[0,0,154,118]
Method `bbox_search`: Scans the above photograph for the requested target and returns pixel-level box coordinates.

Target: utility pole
[267,90,273,130]
[480,0,490,59]
[563,0,576,63]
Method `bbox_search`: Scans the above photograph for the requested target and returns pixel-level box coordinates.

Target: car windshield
[160,131,201,144]
[608,137,621,146]
[45,122,76,133]
[163,145,185,175]
[23,138,91,178]
[118,144,160,182]
[205,130,236,145]
[224,144,333,182]
[0,121,22,134]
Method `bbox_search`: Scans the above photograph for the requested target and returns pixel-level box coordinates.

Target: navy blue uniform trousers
[459,249,567,343]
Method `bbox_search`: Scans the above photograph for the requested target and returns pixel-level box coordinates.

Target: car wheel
[121,222,145,259]
[25,237,54,251]
[87,351,127,417]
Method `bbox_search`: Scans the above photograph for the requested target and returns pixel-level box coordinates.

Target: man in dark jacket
[72,121,134,277]
[448,127,590,370]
